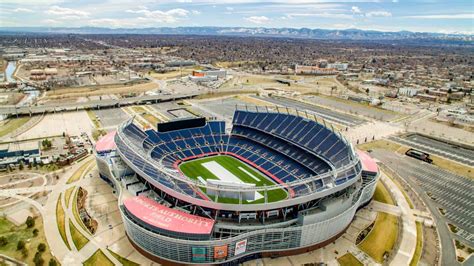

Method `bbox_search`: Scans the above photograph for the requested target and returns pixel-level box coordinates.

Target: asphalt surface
[94,108,130,128]
[372,149,474,266]
[198,97,250,119]
[253,95,366,127]
[390,134,474,166]
[303,95,398,122]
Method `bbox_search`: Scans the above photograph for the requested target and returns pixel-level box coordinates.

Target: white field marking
[238,166,260,182]
[201,161,263,201]
[197,176,206,185]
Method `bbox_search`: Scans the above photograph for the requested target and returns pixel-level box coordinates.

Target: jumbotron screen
[157,117,206,132]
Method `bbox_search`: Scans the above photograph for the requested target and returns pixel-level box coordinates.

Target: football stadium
[95,106,379,265]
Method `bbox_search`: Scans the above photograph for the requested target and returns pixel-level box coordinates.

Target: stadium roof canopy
[356,150,378,173]
[95,130,116,153]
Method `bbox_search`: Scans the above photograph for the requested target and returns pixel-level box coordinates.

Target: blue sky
[1,1,473,34]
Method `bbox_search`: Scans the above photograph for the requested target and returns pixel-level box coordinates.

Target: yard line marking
[238,166,260,182]
[197,176,206,185]
[201,161,263,201]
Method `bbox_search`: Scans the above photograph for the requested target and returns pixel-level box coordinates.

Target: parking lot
[94,108,130,128]
[253,95,366,127]
[372,150,474,252]
[390,133,474,166]
[303,95,398,122]
[193,97,250,119]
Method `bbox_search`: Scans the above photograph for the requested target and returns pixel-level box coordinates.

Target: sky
[1,0,473,34]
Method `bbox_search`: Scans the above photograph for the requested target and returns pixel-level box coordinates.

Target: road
[252,95,366,127]
[390,133,474,166]
[0,93,198,116]
[371,149,474,265]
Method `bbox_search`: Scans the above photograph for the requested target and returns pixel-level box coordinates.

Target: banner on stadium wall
[214,245,228,259]
[192,247,207,262]
[234,239,247,256]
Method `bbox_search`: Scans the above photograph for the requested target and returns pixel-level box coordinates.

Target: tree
[48,259,58,266]
[33,228,39,237]
[0,236,8,246]
[26,216,35,228]
[37,243,46,253]
[17,240,25,250]
[33,251,44,266]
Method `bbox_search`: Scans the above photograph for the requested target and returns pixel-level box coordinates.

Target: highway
[0,93,198,116]
[372,149,474,266]
[252,95,366,127]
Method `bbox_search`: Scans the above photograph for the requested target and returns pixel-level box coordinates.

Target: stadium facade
[95,107,379,265]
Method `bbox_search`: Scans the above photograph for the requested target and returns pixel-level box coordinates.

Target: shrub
[38,243,46,253]
[33,228,39,237]
[17,240,25,250]
[0,236,8,246]
[48,259,58,266]
[34,251,44,266]
[26,216,35,228]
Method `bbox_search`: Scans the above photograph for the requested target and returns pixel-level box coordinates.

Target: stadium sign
[214,245,228,259]
[124,196,215,234]
[234,239,248,256]
[192,247,207,262]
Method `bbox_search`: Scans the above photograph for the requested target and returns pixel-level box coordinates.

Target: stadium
[95,106,379,265]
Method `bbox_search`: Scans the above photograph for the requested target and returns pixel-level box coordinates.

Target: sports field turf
[179,155,288,204]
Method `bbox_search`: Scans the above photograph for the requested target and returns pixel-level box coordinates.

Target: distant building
[327,63,349,71]
[165,60,196,67]
[416,93,437,102]
[192,69,227,79]
[0,141,40,160]
[437,109,474,127]
[294,65,337,75]
[398,87,421,97]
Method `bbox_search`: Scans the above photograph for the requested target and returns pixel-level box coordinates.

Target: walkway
[379,172,418,265]
[0,157,121,265]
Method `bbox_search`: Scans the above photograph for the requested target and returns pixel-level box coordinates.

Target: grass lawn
[131,106,145,114]
[83,249,114,266]
[429,155,474,180]
[0,216,54,265]
[337,253,363,266]
[69,220,89,250]
[86,110,101,128]
[108,248,140,266]
[56,194,71,250]
[372,181,395,205]
[142,113,160,125]
[179,155,288,204]
[384,172,414,209]
[357,139,408,154]
[358,212,398,263]
[67,159,93,184]
[65,187,74,207]
[410,222,423,266]
[0,117,30,138]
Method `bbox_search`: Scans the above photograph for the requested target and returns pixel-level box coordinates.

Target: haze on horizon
[1,0,473,34]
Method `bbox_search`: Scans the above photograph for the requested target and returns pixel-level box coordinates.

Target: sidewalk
[380,173,417,265]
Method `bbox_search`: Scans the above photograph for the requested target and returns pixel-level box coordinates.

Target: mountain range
[0,26,471,41]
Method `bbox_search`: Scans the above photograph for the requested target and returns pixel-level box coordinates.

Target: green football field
[179,155,288,204]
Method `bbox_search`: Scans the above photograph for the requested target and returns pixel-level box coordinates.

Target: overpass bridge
[0,93,198,117]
